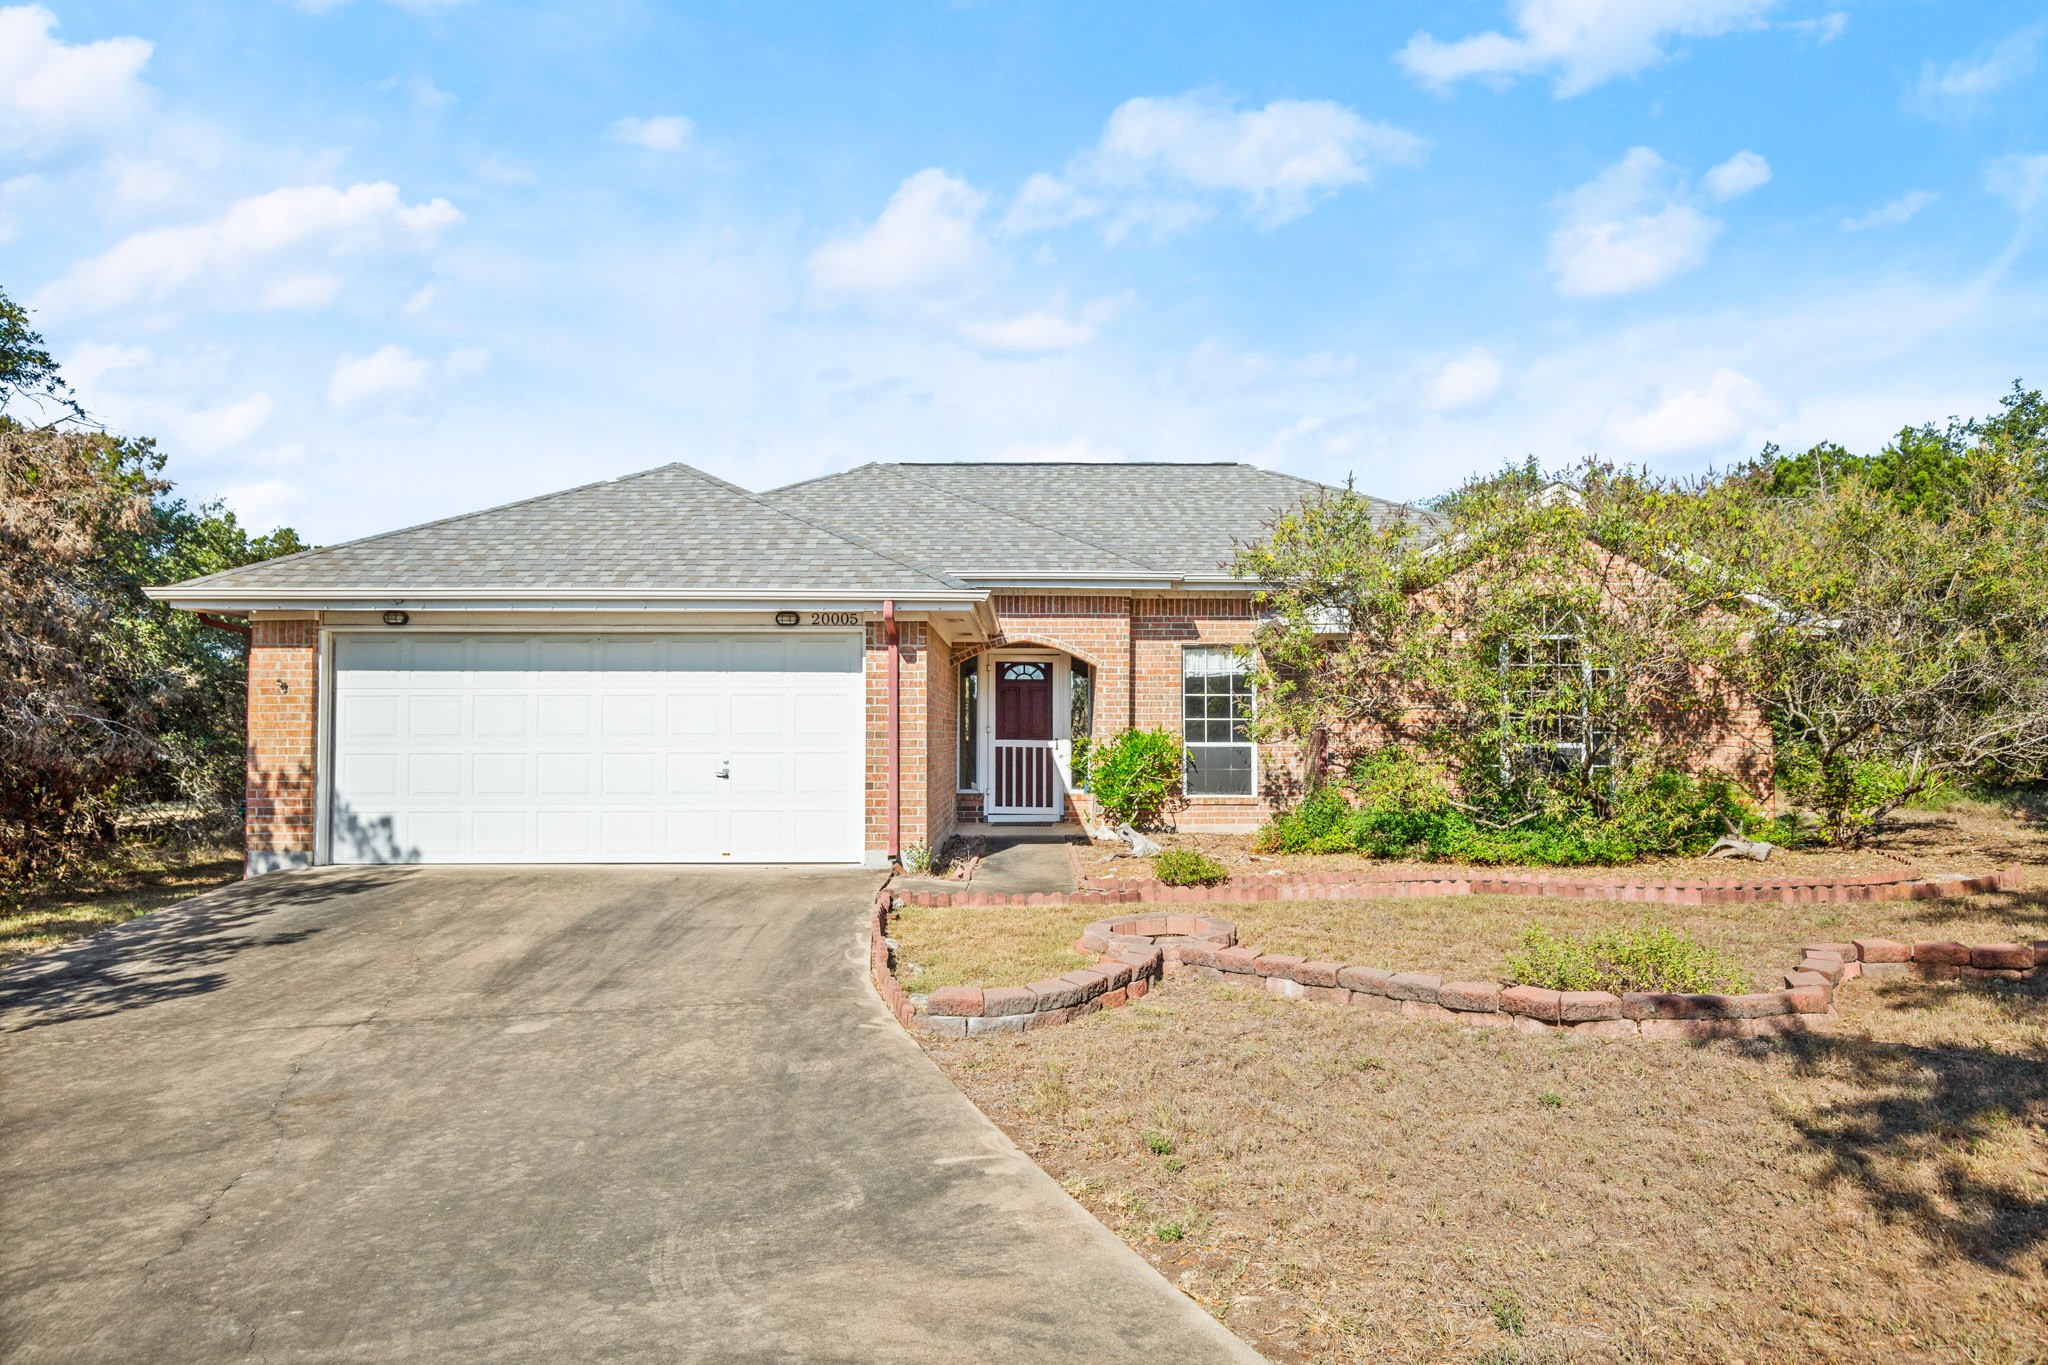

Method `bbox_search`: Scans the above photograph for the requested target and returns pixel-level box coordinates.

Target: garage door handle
[715,764,730,779]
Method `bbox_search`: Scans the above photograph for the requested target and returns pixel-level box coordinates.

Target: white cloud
[219,478,307,532]
[1787,12,1847,43]
[1600,368,1779,455]
[63,341,150,390]
[40,182,462,316]
[1913,28,2038,113]
[0,5,151,154]
[958,311,1096,356]
[1424,347,1507,412]
[1006,93,1423,238]
[807,169,991,300]
[1842,190,1936,232]
[160,392,276,455]
[1400,0,1775,98]
[608,114,693,152]
[1548,148,1721,296]
[1704,150,1770,200]
[328,343,489,411]
[376,73,455,108]
[1986,154,2048,214]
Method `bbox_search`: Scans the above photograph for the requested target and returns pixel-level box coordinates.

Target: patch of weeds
[1143,1129,1177,1156]
[1154,1220,1186,1243]
[1503,922,1744,995]
[1350,1052,1386,1072]
[1486,1288,1527,1336]
[1538,1091,1563,1110]
[1163,1155,1185,1174]
[1153,848,1230,886]
[1473,1346,1523,1365]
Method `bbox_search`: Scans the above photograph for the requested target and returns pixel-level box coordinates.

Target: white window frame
[1180,644,1257,798]
[1497,613,1615,780]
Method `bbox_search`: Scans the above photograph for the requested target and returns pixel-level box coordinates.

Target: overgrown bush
[1255,750,1759,867]
[1088,729,1182,826]
[1153,848,1228,886]
[1502,922,1744,995]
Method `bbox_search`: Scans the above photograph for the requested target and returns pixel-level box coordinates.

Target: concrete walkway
[0,866,1260,1364]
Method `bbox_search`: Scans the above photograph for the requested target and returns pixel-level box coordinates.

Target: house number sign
[809,612,861,627]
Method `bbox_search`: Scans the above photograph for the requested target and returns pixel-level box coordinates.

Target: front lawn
[888,884,2046,995]
[924,894,2048,1363]
[0,842,243,970]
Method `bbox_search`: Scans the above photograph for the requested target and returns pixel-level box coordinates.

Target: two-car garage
[327,631,867,864]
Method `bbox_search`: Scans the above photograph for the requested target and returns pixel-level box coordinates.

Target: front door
[989,659,1060,819]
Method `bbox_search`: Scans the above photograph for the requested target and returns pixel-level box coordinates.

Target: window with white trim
[1182,645,1255,796]
[1498,610,1614,780]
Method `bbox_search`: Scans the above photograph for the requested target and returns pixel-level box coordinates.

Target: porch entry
[990,659,1061,820]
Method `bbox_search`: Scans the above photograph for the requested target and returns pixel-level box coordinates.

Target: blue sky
[3,1,2045,543]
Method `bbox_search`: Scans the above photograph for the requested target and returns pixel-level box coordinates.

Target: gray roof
[157,459,1424,605]
[159,463,968,602]
[764,462,1404,581]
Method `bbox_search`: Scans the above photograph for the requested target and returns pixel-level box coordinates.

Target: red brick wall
[246,619,319,874]
[865,618,941,860]
[925,623,959,853]
[979,594,1136,731]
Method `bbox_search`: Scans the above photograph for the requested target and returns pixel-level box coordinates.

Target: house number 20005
[810,612,861,627]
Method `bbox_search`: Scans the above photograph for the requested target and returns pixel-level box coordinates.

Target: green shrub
[1153,848,1229,886]
[1089,729,1183,825]
[1255,750,1761,867]
[1502,922,1744,995]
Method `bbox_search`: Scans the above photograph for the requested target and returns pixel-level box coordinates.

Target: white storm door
[328,631,863,864]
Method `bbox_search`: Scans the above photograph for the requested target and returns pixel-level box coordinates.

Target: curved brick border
[871,885,2048,1042]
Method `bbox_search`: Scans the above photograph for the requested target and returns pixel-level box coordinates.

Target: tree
[1236,462,1754,822]
[1684,404,2048,843]
[0,428,168,870]
[0,286,82,422]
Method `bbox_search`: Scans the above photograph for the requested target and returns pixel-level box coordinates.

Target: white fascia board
[960,573,1178,589]
[146,587,987,613]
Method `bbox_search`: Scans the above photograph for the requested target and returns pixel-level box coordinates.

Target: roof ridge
[169,462,706,591]
[758,462,879,497]
[674,462,969,590]
[880,466,1166,574]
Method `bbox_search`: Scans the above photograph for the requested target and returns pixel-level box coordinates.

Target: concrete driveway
[0,867,1260,1363]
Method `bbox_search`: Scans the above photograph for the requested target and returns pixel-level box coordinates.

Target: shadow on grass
[1901,884,2048,937]
[0,869,405,1032]
[1768,974,2048,1273]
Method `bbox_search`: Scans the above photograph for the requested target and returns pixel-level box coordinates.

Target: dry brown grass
[926,891,2048,1363]
[0,841,242,969]
[890,883,2048,995]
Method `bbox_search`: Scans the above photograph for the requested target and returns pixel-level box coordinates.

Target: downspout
[884,600,900,867]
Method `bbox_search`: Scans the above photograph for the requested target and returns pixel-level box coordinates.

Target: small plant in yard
[1538,1091,1563,1110]
[1153,1220,1186,1243]
[1087,728,1183,825]
[899,843,932,875]
[1152,848,1228,886]
[1486,1288,1527,1336]
[1503,922,1744,995]
[1143,1129,1177,1156]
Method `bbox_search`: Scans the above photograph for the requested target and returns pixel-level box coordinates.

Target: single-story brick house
[155,461,1381,873]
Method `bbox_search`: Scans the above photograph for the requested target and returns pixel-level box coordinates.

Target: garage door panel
[473,753,525,796]
[332,631,862,864]
[473,695,526,738]
[342,695,400,741]
[407,754,462,797]
[536,694,591,738]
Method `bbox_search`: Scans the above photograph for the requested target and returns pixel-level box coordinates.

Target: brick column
[865,619,931,865]
[246,619,319,875]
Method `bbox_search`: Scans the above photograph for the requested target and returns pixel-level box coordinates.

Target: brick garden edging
[870,887,2047,1042]
[887,849,2020,910]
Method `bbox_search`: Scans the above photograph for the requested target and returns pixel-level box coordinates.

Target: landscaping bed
[1095,797,2048,886]
[923,888,2048,1363]
[887,880,2044,996]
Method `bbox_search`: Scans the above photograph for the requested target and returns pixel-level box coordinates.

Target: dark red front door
[995,661,1052,740]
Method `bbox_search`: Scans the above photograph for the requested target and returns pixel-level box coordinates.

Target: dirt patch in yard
[0,843,243,970]
[925,897,2048,1363]
[1095,797,2048,886]
[889,881,2047,995]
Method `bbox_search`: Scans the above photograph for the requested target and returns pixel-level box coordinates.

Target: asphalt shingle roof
[763,462,1410,579]
[159,459,1427,602]
[162,463,967,599]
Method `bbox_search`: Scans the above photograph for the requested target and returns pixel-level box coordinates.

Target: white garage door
[328,632,865,864]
